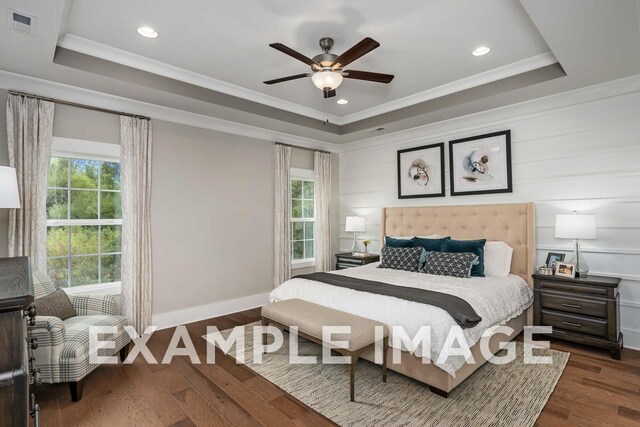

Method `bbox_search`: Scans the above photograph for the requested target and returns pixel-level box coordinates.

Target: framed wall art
[449,130,512,196]
[397,142,445,199]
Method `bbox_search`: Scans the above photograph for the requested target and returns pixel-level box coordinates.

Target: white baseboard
[151,292,271,330]
[621,327,640,351]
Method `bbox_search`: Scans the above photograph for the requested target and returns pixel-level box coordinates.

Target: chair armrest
[29,316,66,383]
[69,293,118,316]
[29,315,65,351]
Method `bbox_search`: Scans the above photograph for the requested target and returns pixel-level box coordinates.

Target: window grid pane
[46,156,122,287]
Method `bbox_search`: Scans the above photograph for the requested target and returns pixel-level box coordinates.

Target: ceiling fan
[264,37,394,99]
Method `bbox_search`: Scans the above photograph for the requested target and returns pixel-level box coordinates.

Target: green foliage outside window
[46,157,122,287]
[291,178,314,261]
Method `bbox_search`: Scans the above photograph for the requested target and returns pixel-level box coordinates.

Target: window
[290,169,314,268]
[46,155,122,289]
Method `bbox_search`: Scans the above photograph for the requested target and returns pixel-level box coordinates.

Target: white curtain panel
[120,116,153,334]
[273,144,291,287]
[6,94,55,271]
[314,151,332,272]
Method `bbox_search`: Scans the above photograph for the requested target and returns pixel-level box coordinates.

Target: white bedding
[269,263,533,376]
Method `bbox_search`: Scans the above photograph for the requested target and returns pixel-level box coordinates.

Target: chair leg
[70,380,83,402]
[120,342,130,363]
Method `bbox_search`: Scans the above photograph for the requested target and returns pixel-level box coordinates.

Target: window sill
[292,260,316,270]
[62,282,121,296]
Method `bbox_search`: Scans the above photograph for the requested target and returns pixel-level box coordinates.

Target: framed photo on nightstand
[555,261,576,278]
[545,252,566,268]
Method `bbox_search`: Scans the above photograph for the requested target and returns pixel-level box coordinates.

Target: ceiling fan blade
[343,70,394,83]
[269,43,319,68]
[323,89,337,99]
[263,74,309,85]
[331,37,380,70]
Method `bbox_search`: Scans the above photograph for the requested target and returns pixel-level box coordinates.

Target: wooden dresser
[533,273,623,359]
[335,253,380,270]
[0,257,38,427]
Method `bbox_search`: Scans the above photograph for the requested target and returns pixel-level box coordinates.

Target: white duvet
[269,263,533,376]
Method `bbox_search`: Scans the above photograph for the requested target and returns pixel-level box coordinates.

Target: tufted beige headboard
[380,203,536,286]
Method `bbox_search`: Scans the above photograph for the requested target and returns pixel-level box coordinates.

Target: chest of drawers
[532,273,622,359]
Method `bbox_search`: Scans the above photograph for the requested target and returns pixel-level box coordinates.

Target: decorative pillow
[423,251,479,278]
[384,236,416,248]
[378,246,425,272]
[443,238,487,277]
[32,288,77,320]
[412,236,451,252]
[484,241,514,277]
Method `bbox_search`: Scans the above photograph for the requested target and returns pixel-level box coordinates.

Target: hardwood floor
[32,308,640,427]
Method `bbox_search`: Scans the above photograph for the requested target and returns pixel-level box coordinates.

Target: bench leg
[382,339,388,383]
[349,357,356,402]
[261,317,268,353]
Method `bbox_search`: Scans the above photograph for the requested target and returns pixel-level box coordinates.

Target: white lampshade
[311,71,343,91]
[555,213,597,240]
[0,166,20,208]
[345,216,365,233]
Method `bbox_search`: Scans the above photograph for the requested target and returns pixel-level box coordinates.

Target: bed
[270,202,536,396]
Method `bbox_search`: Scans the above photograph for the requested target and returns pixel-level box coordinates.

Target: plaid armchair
[30,270,131,401]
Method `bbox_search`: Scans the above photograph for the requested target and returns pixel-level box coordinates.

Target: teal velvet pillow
[412,236,451,252]
[443,238,487,277]
[384,236,416,248]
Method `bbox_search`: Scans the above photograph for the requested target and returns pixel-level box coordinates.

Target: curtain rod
[275,142,331,154]
[8,90,151,121]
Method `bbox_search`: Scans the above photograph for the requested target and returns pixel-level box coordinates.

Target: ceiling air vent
[6,9,37,35]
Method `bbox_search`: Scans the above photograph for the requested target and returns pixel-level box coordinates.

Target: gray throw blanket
[294,272,482,328]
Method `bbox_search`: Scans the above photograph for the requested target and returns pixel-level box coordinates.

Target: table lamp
[0,166,20,208]
[345,216,365,254]
[555,212,597,276]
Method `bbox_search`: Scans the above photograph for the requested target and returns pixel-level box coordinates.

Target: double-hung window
[290,168,315,268]
[45,139,122,292]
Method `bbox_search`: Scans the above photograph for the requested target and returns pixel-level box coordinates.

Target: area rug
[203,323,568,427]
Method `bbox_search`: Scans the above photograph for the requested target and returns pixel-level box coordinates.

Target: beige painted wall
[0,94,339,317]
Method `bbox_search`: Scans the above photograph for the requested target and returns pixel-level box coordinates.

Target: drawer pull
[561,303,583,309]
[562,321,582,328]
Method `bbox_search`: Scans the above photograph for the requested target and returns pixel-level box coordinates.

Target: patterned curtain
[314,151,332,271]
[6,94,55,271]
[120,116,153,334]
[273,144,291,287]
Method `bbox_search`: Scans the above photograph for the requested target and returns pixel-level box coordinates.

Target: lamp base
[350,233,360,254]
[569,239,589,275]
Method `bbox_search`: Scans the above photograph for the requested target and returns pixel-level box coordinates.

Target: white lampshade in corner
[0,166,20,208]
[555,213,597,240]
[345,216,366,233]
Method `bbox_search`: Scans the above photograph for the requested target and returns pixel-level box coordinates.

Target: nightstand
[532,273,623,359]
[335,253,380,270]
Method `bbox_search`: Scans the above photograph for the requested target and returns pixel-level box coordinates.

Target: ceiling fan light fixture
[311,70,343,91]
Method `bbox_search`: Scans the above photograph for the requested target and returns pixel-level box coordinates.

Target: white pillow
[484,241,514,277]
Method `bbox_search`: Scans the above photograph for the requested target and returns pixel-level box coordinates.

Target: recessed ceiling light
[337,99,349,105]
[137,26,158,39]
[472,46,491,57]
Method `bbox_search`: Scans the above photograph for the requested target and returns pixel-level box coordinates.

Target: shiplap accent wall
[337,76,640,350]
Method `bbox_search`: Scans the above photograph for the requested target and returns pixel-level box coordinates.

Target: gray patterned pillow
[378,246,425,272]
[32,288,77,320]
[423,251,479,278]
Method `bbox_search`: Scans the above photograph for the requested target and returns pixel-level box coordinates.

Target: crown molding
[337,52,558,124]
[58,34,559,127]
[0,68,337,151]
[58,33,342,124]
[336,73,640,154]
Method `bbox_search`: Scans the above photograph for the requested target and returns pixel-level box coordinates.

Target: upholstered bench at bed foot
[261,298,389,402]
